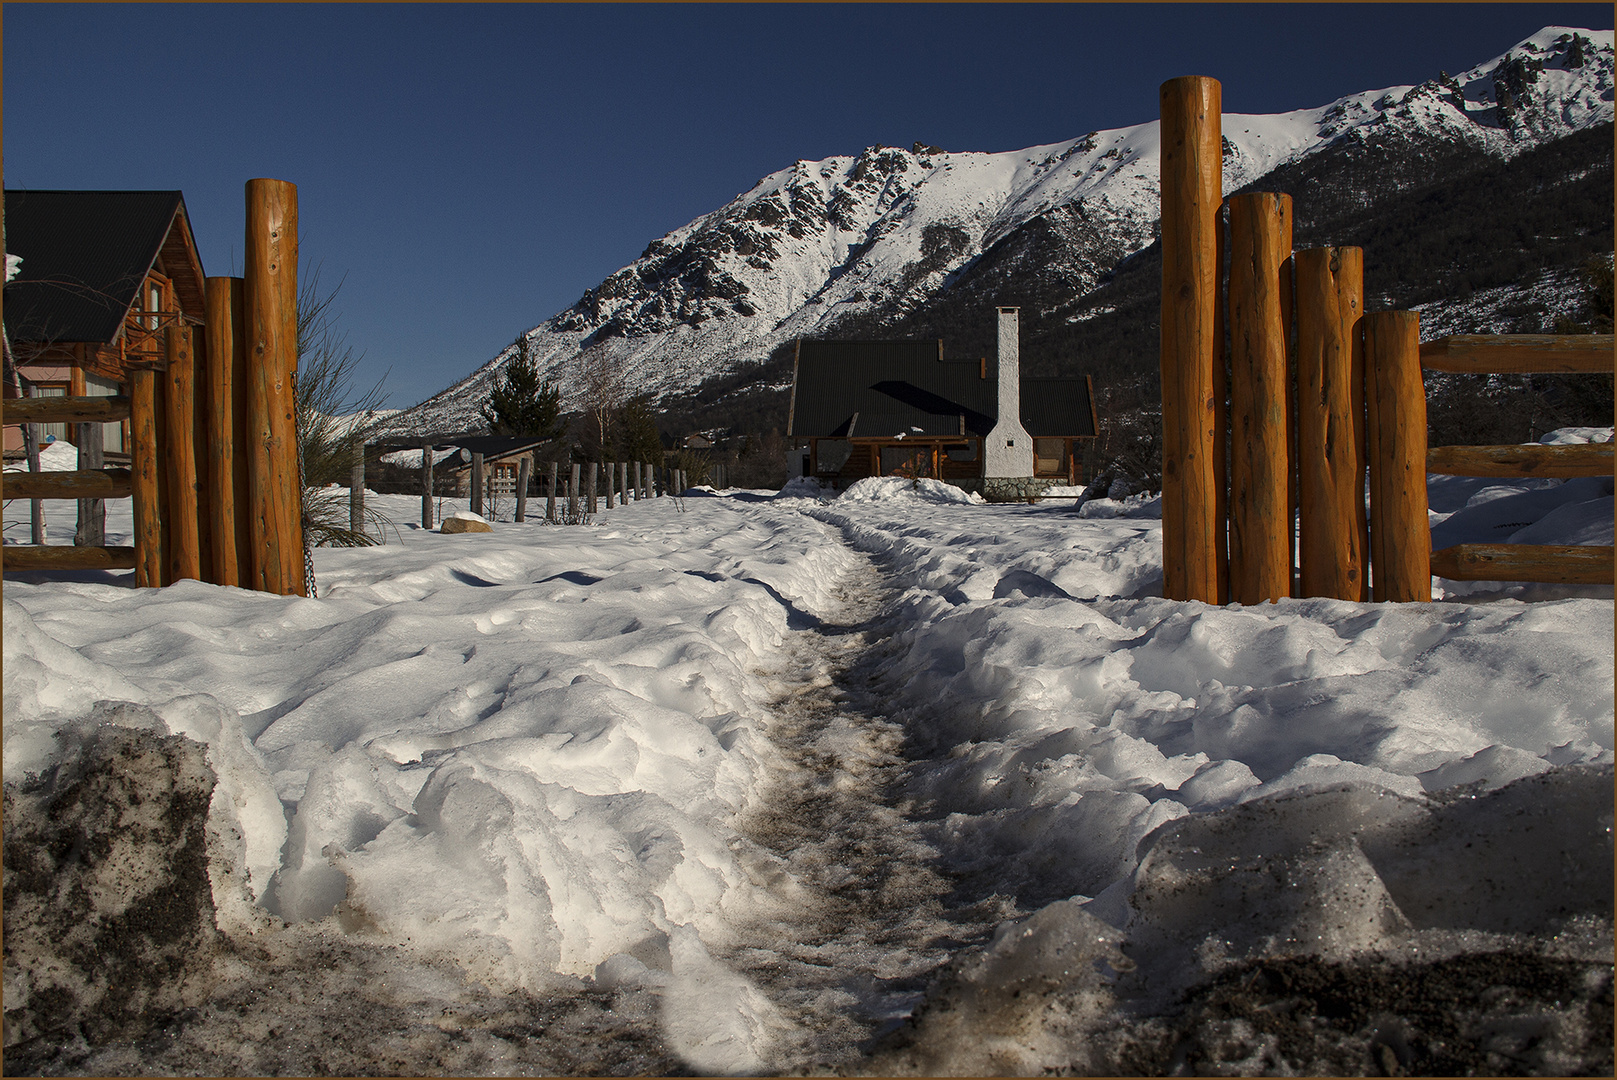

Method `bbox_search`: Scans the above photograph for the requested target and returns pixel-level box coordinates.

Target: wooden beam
[1420,334,1615,374]
[2,396,132,424]
[1430,544,1613,584]
[4,469,133,500]
[1427,442,1613,478]
[2,545,138,571]
[1158,75,1223,604]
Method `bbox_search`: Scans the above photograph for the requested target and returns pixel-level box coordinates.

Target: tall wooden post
[470,452,484,517]
[630,460,640,501]
[586,462,599,514]
[74,420,105,548]
[547,460,558,522]
[350,439,365,535]
[205,276,247,587]
[1159,76,1223,603]
[1295,247,1368,600]
[1212,200,1229,603]
[162,325,203,582]
[131,367,164,587]
[516,455,531,522]
[1364,310,1430,602]
[569,462,581,520]
[244,178,303,595]
[605,461,616,509]
[1226,192,1294,604]
[420,440,434,529]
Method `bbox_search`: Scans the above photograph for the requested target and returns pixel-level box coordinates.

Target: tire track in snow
[720,547,1013,1074]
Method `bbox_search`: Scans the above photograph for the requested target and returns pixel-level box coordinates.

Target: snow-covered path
[4,469,1613,1074]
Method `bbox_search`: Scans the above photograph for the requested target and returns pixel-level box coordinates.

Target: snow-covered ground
[3,433,1613,1074]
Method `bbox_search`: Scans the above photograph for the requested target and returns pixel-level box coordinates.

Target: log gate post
[1226,192,1294,604]
[243,178,304,595]
[1295,247,1369,600]
[1364,310,1430,601]
[516,455,531,522]
[1159,76,1224,603]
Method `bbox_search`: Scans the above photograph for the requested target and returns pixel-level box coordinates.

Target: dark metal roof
[789,339,1096,439]
[373,434,552,463]
[3,190,184,344]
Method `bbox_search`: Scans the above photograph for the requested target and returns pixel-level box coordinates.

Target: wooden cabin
[373,435,552,498]
[786,338,1099,489]
[3,190,208,458]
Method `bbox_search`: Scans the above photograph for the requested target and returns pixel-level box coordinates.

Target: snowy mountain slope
[389,27,1612,438]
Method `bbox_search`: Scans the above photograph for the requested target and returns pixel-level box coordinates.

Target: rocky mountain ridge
[387,27,1613,439]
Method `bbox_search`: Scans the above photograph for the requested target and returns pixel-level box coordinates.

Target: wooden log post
[205,276,247,586]
[420,440,434,529]
[163,325,203,582]
[470,452,484,517]
[21,407,44,545]
[74,419,105,548]
[1294,247,1368,601]
[1212,201,1229,604]
[604,461,616,509]
[1226,192,1294,605]
[350,439,365,535]
[630,460,641,501]
[190,317,215,581]
[1159,75,1223,603]
[244,178,303,595]
[587,462,599,515]
[516,455,531,522]
[547,461,558,522]
[569,462,581,520]
[620,461,630,505]
[1364,310,1430,602]
[131,368,164,587]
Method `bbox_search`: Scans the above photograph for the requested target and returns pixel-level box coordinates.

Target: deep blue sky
[5,4,1611,409]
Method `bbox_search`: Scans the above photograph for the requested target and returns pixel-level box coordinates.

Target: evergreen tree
[618,396,664,466]
[482,335,562,438]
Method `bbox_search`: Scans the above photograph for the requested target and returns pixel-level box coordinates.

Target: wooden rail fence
[3,179,306,594]
[1159,76,1614,604]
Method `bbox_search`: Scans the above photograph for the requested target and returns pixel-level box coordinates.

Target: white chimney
[983,306,1033,478]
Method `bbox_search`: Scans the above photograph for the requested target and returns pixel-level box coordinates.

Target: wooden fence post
[244,178,303,595]
[569,462,581,520]
[587,462,598,514]
[163,324,202,582]
[420,440,434,529]
[1295,247,1368,601]
[1159,75,1223,603]
[631,460,641,501]
[205,276,247,586]
[547,460,558,522]
[131,367,164,587]
[1364,310,1430,602]
[516,455,531,522]
[74,420,105,548]
[470,452,484,517]
[1227,192,1294,604]
[620,461,629,504]
[604,461,616,509]
[350,439,365,535]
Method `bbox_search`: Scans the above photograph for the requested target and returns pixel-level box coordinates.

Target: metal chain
[298,428,318,599]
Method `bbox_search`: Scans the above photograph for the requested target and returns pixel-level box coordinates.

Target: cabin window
[880,445,933,478]
[944,442,976,462]
[815,439,851,473]
[146,283,162,330]
[28,384,69,443]
[1034,438,1067,477]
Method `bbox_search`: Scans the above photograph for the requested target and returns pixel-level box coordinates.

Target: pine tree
[482,335,562,438]
[618,396,664,466]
